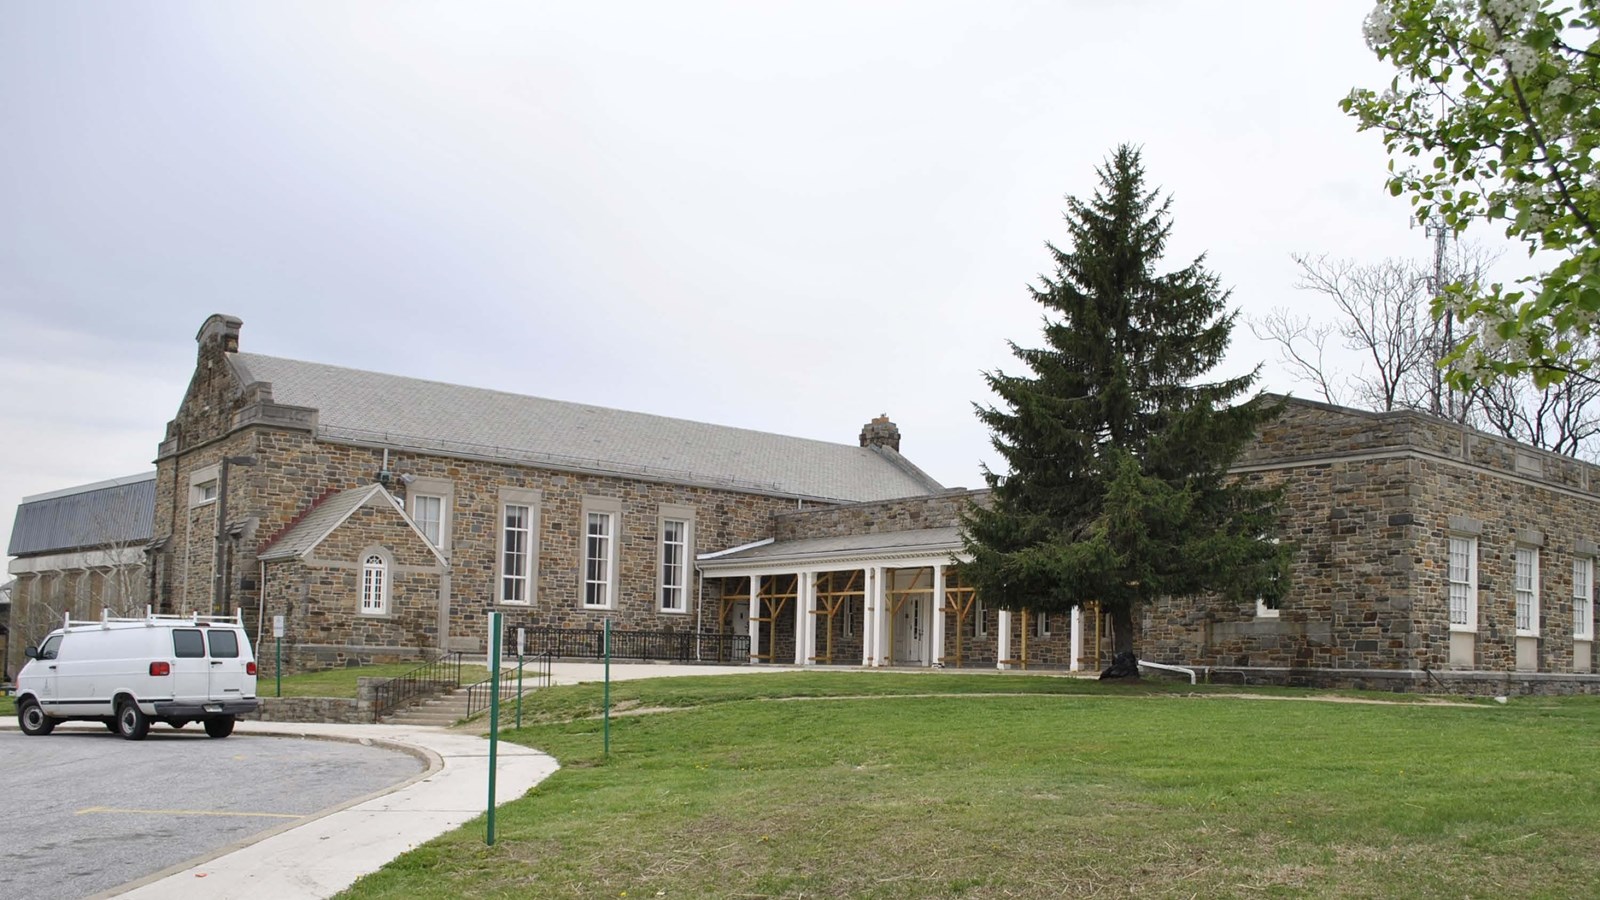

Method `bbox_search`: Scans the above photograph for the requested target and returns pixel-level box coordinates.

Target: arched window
[361,554,388,615]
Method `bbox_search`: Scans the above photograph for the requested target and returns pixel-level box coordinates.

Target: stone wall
[773,489,988,541]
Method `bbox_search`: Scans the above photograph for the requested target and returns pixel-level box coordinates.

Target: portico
[698,527,1087,671]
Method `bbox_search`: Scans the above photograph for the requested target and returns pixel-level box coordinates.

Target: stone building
[4,472,155,679]
[148,315,945,673]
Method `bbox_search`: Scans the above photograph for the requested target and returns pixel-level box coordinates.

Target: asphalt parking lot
[0,726,423,900]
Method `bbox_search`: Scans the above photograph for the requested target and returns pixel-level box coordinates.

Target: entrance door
[892,595,926,665]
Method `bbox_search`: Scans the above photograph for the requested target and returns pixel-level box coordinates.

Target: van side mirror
[23,646,38,660]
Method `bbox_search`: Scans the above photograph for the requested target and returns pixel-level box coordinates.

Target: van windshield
[173,630,205,658]
[208,630,240,659]
[38,634,63,660]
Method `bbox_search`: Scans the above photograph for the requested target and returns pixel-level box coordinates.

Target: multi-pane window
[971,599,987,637]
[585,511,615,608]
[1574,558,1593,641]
[659,519,688,612]
[1448,536,1478,630]
[842,600,854,637]
[1035,611,1051,638]
[413,495,443,547]
[361,554,387,614]
[501,504,531,604]
[1515,546,1540,636]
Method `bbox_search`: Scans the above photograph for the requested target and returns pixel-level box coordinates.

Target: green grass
[341,672,1600,899]
[271,662,492,699]
[0,694,13,717]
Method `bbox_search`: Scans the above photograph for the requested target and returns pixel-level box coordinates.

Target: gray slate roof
[258,484,442,563]
[9,473,156,557]
[231,353,943,503]
[698,526,964,569]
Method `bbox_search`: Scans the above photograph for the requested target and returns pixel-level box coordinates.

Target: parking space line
[76,805,305,820]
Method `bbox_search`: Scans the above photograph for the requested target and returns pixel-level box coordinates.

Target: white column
[795,571,814,666]
[1070,605,1083,672]
[748,574,761,665]
[997,609,1012,670]
[930,564,945,667]
[876,567,893,667]
[861,567,877,667]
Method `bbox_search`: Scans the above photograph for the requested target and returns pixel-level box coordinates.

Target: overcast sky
[2,1,1468,561]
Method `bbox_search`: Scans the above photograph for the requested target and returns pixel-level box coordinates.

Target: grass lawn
[341,672,1600,899]
[271,662,492,699]
[0,694,12,717]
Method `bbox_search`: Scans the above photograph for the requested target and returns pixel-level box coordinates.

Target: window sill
[1448,624,1477,633]
[1515,631,1540,639]
[658,608,690,615]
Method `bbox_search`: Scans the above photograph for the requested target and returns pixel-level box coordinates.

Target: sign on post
[272,615,285,638]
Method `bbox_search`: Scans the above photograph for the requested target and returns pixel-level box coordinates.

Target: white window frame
[1035,610,1051,638]
[1573,557,1594,642]
[411,494,444,548]
[657,504,694,614]
[498,489,541,606]
[581,496,622,610]
[189,463,220,507]
[1448,535,1478,632]
[971,598,987,637]
[842,598,854,637]
[1515,545,1540,637]
[360,550,389,615]
[405,477,453,553]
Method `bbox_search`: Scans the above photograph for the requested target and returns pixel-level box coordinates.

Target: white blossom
[1502,42,1538,78]
[1364,4,1395,50]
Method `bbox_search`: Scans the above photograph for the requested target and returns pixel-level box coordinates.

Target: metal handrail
[466,651,554,719]
[518,626,750,663]
[1137,659,1198,685]
[371,651,465,722]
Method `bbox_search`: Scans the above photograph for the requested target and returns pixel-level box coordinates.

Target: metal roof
[697,526,964,570]
[8,472,156,557]
[230,353,944,503]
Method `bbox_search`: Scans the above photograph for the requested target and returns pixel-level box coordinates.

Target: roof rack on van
[62,607,247,631]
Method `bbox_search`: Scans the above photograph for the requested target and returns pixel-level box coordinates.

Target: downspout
[255,559,268,650]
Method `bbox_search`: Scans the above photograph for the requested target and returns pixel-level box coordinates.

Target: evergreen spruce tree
[960,145,1290,662]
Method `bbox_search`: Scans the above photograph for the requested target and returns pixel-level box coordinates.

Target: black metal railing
[517,626,750,663]
[370,651,465,723]
[466,651,554,719]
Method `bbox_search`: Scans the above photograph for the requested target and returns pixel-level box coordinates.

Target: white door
[892,596,926,665]
[205,629,250,701]
[171,628,209,702]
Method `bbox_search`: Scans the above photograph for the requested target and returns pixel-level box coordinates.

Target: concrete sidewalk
[107,722,558,899]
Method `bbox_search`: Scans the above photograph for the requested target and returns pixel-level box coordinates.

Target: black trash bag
[1099,650,1140,680]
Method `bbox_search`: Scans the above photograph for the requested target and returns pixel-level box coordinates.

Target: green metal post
[275,637,282,698]
[603,618,611,756]
[487,612,502,846]
[516,652,524,729]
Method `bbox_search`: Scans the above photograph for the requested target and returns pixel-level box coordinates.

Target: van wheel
[116,699,150,741]
[204,716,235,739]
[18,699,55,736]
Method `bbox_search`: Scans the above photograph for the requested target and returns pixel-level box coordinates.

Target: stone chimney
[859,414,901,452]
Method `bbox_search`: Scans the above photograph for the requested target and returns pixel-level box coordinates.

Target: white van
[15,609,260,740]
